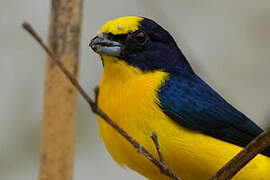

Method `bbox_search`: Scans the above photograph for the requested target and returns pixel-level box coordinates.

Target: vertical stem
[39,1,83,180]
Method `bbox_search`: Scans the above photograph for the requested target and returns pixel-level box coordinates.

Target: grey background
[1,0,270,179]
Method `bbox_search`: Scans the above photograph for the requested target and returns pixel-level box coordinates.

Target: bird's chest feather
[97,57,168,124]
[97,57,169,138]
[96,57,173,174]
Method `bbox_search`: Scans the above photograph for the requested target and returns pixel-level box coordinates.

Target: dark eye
[134,31,147,44]
[106,33,114,41]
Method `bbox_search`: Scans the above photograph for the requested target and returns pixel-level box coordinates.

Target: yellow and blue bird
[89,16,270,180]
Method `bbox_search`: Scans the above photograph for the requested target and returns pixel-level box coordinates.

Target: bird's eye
[134,31,147,44]
[106,33,114,41]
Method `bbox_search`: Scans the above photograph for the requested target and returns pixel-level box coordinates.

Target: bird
[89,16,270,180]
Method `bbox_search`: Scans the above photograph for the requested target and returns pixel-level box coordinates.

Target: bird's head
[89,16,192,73]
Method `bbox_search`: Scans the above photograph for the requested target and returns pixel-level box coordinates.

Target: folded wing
[158,73,270,157]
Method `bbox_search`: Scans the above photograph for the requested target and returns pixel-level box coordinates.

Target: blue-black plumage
[158,72,270,157]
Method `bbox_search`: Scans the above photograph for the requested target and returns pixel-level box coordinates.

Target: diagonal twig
[22,22,181,180]
[94,86,99,105]
[210,129,270,180]
[151,132,170,174]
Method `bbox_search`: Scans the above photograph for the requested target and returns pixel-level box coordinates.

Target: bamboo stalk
[39,1,83,180]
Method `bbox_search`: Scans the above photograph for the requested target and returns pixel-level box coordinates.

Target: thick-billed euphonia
[89,16,270,180]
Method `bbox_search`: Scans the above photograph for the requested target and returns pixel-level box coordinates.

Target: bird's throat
[98,54,169,124]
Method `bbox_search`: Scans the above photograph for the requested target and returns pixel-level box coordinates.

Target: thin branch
[94,86,99,105]
[151,132,169,173]
[22,22,181,180]
[210,129,270,180]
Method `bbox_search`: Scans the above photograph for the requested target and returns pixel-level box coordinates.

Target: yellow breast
[97,55,270,180]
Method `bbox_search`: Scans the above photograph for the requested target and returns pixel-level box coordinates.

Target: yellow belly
[97,56,270,180]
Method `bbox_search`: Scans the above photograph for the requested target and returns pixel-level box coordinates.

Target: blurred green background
[1,0,270,179]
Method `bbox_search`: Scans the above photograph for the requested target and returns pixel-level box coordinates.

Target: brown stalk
[38,1,83,180]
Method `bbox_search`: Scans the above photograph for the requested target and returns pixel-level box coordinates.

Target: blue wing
[158,72,270,157]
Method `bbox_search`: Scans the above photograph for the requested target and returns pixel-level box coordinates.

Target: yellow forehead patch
[101,16,143,35]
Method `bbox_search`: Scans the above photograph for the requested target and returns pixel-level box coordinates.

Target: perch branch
[94,87,99,105]
[151,132,169,173]
[210,129,270,180]
[22,22,181,180]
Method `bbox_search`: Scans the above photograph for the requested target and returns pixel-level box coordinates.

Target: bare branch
[151,132,170,174]
[210,129,270,180]
[22,22,181,180]
[94,86,99,105]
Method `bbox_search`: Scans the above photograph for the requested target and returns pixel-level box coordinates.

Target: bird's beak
[89,36,121,56]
